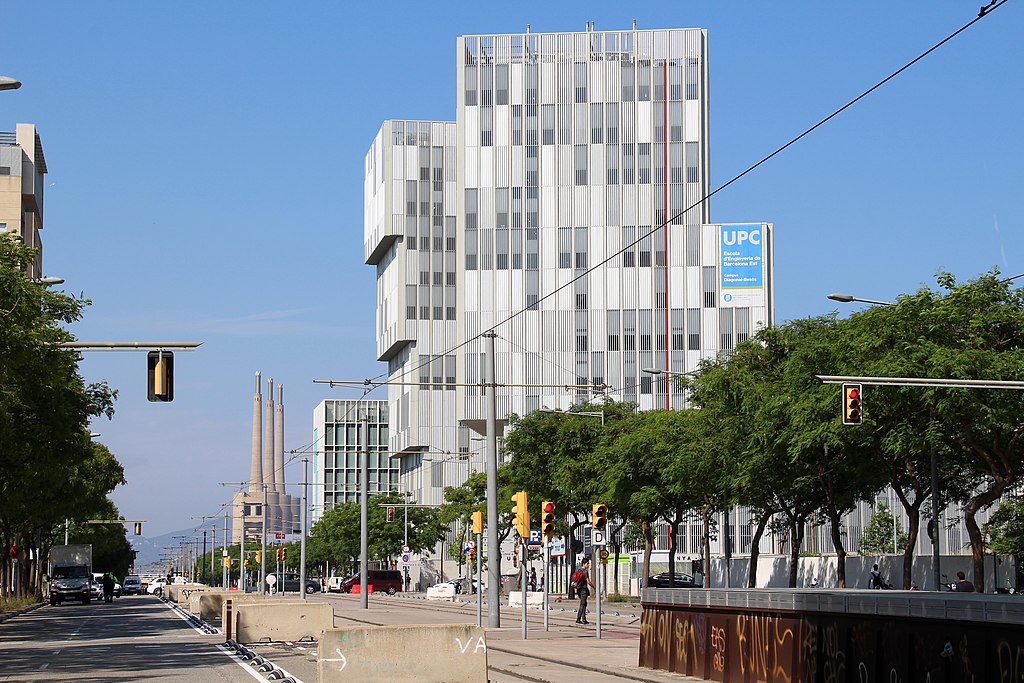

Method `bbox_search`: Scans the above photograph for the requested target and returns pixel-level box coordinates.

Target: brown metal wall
[640,601,1024,682]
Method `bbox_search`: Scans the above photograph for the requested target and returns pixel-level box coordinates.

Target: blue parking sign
[528,529,542,549]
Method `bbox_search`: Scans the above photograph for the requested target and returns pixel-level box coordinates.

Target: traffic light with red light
[842,383,863,425]
[386,506,396,523]
[510,491,530,539]
[541,501,556,540]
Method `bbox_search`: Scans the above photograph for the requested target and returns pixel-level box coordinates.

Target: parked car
[436,577,478,594]
[265,572,321,594]
[122,575,142,596]
[339,570,403,595]
[645,572,696,589]
[147,577,167,595]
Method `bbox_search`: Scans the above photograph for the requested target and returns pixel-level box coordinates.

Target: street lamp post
[0,76,21,91]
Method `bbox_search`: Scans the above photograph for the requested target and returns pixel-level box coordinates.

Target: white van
[327,576,345,593]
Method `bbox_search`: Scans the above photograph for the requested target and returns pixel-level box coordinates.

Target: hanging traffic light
[147,351,174,402]
[386,506,396,523]
[471,510,484,535]
[541,501,556,540]
[592,503,608,530]
[510,491,530,539]
[134,522,142,536]
[842,383,863,425]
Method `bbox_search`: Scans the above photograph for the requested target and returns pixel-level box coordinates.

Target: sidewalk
[334,592,701,682]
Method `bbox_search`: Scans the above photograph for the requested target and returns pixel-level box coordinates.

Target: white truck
[48,544,93,605]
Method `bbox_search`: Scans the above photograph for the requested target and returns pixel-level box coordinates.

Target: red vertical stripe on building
[663,64,670,410]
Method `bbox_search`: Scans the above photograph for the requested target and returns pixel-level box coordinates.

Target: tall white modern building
[365,26,774,507]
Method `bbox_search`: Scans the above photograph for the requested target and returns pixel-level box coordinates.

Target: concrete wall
[198,592,265,622]
[166,584,208,604]
[232,601,333,644]
[319,624,487,683]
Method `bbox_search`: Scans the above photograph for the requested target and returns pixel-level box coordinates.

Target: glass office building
[310,399,395,523]
[365,27,774,507]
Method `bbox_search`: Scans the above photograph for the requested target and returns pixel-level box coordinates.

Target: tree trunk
[642,518,655,592]
[902,501,922,590]
[701,507,712,588]
[824,505,847,588]
[965,484,1005,593]
[748,511,771,588]
[787,517,805,588]
[667,516,679,586]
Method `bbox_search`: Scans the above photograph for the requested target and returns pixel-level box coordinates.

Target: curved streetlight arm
[827,293,893,306]
[0,76,21,91]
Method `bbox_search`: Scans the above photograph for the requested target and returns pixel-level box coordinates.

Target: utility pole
[484,330,500,628]
[360,415,369,608]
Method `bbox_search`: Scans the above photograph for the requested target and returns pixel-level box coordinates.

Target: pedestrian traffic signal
[386,506,396,523]
[147,350,174,402]
[471,510,484,535]
[842,383,863,425]
[510,490,530,539]
[592,503,608,530]
[134,522,142,536]
[541,501,556,540]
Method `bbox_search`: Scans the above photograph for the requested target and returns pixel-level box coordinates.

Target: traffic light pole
[475,531,482,627]
[520,542,528,640]
[360,416,369,609]
[595,548,602,640]
[543,540,550,631]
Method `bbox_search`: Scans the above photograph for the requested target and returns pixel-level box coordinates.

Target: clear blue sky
[4,2,1020,537]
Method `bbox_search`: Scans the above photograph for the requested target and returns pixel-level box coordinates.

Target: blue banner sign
[720,225,764,290]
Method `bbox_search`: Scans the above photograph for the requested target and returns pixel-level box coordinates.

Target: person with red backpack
[573,558,595,624]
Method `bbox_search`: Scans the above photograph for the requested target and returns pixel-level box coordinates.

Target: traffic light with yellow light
[842,383,863,425]
[471,510,484,535]
[541,501,556,540]
[510,491,530,539]
[592,503,608,530]
[147,351,174,402]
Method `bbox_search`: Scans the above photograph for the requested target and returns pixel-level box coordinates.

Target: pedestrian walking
[102,573,115,603]
[572,558,594,624]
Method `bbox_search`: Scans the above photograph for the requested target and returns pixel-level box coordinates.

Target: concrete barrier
[426,584,456,599]
[507,590,545,608]
[318,624,487,683]
[164,583,209,604]
[232,601,333,644]
[201,592,265,622]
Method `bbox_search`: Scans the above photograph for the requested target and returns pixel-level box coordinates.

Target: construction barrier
[232,601,333,644]
[200,591,265,622]
[507,590,544,608]
[350,583,374,595]
[425,584,456,599]
[319,624,487,683]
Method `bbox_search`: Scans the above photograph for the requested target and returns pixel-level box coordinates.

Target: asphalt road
[0,595,263,682]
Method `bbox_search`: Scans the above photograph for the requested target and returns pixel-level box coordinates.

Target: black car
[266,572,320,594]
[645,572,696,588]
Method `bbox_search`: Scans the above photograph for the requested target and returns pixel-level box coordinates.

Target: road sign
[549,536,566,557]
[599,549,610,560]
[467,540,476,550]
[402,554,410,563]
[592,529,607,546]
[528,529,542,549]
[402,545,410,554]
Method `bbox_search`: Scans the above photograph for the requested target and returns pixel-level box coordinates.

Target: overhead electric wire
[356,4,1009,391]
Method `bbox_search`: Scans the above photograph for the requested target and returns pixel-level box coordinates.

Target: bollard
[225,599,233,642]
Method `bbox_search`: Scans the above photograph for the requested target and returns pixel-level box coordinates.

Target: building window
[574,145,588,186]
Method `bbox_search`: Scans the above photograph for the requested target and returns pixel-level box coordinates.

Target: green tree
[858,502,909,556]
[1,237,119,598]
[987,498,1024,557]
